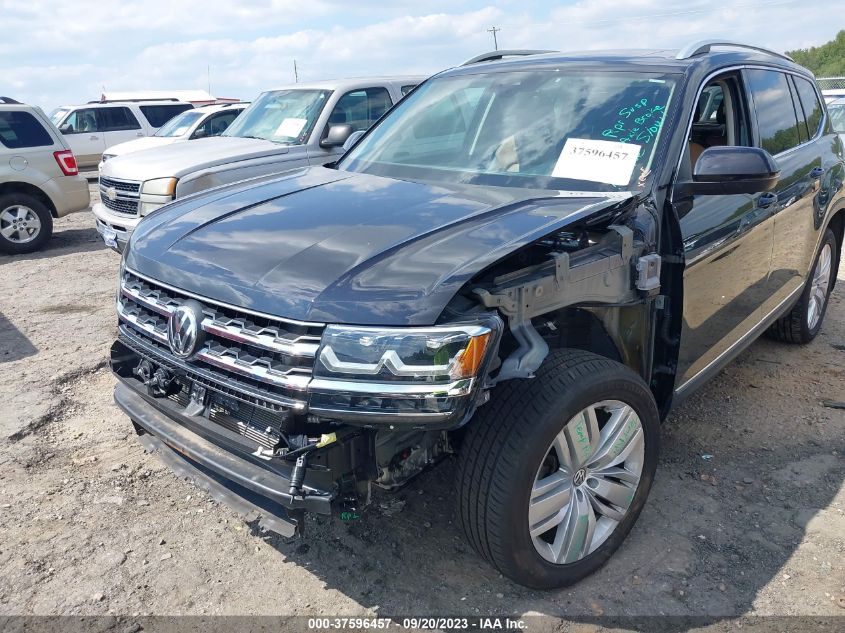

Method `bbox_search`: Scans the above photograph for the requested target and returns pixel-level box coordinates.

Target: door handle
[756,192,778,209]
[136,132,144,137]
[89,135,99,140]
[810,167,825,179]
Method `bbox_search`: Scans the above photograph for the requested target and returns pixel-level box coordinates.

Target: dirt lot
[1,190,843,625]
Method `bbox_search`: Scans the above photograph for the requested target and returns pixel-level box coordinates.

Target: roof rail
[0,96,21,104]
[676,39,793,62]
[461,49,556,66]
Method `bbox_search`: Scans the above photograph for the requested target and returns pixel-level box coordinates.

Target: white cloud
[0,0,840,111]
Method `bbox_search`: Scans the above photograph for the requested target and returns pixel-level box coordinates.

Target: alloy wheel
[807,243,833,330]
[0,205,42,244]
[529,400,644,564]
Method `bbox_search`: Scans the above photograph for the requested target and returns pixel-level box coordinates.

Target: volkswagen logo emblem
[572,468,587,487]
[106,186,117,201]
[167,301,204,358]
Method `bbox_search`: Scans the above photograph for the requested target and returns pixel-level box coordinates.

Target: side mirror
[192,128,208,139]
[342,130,365,151]
[678,146,780,196]
[59,123,72,133]
[320,124,353,149]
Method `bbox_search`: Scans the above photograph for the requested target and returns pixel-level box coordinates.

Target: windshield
[155,110,204,137]
[223,89,330,144]
[340,70,679,191]
[830,102,845,133]
[49,108,69,125]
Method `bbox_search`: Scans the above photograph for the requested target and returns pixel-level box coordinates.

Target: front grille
[99,176,141,217]
[118,268,324,412]
[101,177,141,194]
[102,197,139,215]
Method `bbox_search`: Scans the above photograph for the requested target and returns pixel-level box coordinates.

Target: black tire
[767,228,837,344]
[0,192,53,255]
[456,349,660,589]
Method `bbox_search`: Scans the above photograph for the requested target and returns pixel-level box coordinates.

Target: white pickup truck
[93,76,424,251]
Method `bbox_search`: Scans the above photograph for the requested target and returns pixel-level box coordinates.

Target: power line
[487,26,500,51]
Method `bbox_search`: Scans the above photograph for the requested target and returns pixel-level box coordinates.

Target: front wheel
[456,350,660,588]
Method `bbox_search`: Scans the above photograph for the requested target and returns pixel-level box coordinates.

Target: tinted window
[794,76,824,138]
[788,78,808,143]
[746,69,801,154]
[100,107,141,131]
[0,111,54,148]
[328,88,393,133]
[139,104,193,128]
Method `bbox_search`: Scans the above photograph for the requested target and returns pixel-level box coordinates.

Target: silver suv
[94,76,424,251]
[0,98,90,254]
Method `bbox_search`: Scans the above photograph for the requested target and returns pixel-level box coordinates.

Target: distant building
[96,90,240,106]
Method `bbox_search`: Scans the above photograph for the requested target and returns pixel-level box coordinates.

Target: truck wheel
[0,193,53,255]
[456,349,660,589]
[767,228,837,344]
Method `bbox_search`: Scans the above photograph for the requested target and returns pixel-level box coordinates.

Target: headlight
[141,177,177,196]
[315,324,493,383]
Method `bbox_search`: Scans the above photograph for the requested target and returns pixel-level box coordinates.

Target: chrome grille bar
[121,272,321,358]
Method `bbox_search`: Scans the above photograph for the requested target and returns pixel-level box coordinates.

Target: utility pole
[207,65,211,95]
[487,26,500,51]
[293,59,299,83]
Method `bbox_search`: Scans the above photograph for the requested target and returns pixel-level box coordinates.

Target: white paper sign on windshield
[551,138,640,186]
[274,117,307,138]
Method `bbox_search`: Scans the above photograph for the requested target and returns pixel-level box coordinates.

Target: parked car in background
[829,96,845,142]
[49,101,194,169]
[93,76,424,251]
[110,42,845,589]
[99,102,249,168]
[0,98,90,254]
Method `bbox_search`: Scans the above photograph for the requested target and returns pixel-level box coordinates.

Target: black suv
[110,41,844,588]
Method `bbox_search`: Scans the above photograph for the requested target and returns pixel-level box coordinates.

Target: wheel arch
[0,181,58,217]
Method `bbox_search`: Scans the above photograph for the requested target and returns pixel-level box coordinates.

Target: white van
[49,101,194,168]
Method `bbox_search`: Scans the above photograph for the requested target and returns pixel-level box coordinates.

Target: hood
[126,167,633,325]
[105,136,179,158]
[101,135,297,182]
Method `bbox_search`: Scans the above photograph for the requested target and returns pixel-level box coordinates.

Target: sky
[1,0,840,112]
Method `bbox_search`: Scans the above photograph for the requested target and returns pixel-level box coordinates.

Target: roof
[444,45,810,79]
[190,102,250,113]
[265,76,428,92]
[56,100,194,109]
[99,90,226,103]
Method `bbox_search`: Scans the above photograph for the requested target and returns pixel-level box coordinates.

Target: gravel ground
[1,191,843,625]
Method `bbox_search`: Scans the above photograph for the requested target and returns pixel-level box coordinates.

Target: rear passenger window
[139,104,193,128]
[746,69,802,155]
[794,76,824,138]
[100,107,141,131]
[0,111,54,148]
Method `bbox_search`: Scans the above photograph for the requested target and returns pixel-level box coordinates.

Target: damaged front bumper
[113,378,336,537]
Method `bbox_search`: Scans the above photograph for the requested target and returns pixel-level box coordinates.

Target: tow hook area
[133,359,179,398]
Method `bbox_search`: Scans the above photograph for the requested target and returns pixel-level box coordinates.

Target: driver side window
[688,75,750,169]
